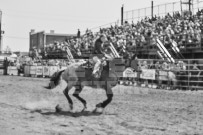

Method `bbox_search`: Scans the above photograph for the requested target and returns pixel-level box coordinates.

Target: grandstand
[29,30,76,59]
[29,0,203,61]
[121,0,203,59]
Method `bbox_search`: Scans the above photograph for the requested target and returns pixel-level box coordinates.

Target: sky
[0,0,200,52]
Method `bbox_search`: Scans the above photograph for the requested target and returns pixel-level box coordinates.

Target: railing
[158,34,202,50]
[80,21,119,35]
[124,0,203,22]
[3,58,203,90]
[124,1,181,22]
[130,33,203,59]
[121,59,203,90]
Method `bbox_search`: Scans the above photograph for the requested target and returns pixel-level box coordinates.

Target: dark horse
[44,58,125,113]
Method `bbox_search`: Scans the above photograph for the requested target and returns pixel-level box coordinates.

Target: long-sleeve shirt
[94,38,103,54]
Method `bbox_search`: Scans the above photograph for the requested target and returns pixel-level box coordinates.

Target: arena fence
[2,59,203,91]
[120,59,203,90]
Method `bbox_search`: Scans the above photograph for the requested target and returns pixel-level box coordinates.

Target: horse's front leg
[94,83,113,113]
[73,84,87,112]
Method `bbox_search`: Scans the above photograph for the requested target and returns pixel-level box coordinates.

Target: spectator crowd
[37,9,203,60]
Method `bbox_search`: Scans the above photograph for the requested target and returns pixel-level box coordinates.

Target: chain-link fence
[124,0,203,22]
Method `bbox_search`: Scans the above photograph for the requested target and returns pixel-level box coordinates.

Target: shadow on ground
[31,109,104,117]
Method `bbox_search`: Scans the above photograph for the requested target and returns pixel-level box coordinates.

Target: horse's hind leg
[73,85,87,111]
[63,85,73,110]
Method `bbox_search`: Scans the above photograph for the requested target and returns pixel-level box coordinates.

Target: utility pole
[0,10,2,52]
[121,5,124,25]
[181,0,193,14]
[151,1,154,19]
[189,0,192,12]
[0,10,4,53]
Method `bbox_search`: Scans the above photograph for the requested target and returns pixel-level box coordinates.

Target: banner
[49,66,58,77]
[140,69,156,80]
[0,63,4,68]
[123,67,137,78]
[0,69,4,75]
[36,66,43,75]
[43,66,50,76]
[59,66,67,71]
[7,66,18,76]
[158,70,168,80]
[30,66,37,75]
[24,66,30,76]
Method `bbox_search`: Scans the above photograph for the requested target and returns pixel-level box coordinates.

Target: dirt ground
[0,75,203,135]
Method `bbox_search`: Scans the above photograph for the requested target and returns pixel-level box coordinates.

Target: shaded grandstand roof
[45,33,76,37]
[13,51,29,57]
[30,30,76,37]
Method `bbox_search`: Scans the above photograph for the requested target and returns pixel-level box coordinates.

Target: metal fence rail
[124,0,203,22]
[120,59,203,90]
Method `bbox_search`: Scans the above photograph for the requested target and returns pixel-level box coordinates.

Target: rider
[92,34,108,78]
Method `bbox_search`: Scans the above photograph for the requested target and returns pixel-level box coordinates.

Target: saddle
[81,59,107,79]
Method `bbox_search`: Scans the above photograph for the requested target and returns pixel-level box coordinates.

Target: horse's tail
[44,70,65,89]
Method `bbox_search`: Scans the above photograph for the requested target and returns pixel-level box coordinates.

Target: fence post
[132,10,135,21]
[138,9,140,20]
[165,4,167,16]
[144,8,147,18]
[201,34,202,50]
[121,5,124,25]
[126,12,128,22]
[151,1,154,19]
[180,0,183,16]
[187,59,190,90]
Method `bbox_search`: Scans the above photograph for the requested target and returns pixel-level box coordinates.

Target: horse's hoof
[55,104,62,113]
[44,86,51,89]
[69,104,73,110]
[81,108,87,112]
[96,103,102,108]
[92,108,97,113]
[92,107,103,114]
[81,106,87,112]
[96,107,104,114]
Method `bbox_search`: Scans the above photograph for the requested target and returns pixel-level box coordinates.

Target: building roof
[45,33,76,37]
[30,30,76,37]
[13,52,29,57]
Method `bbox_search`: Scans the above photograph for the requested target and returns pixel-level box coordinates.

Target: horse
[44,58,125,113]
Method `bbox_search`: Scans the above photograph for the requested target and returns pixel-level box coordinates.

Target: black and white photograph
[0,0,203,134]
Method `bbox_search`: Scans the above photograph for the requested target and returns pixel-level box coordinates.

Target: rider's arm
[93,59,101,74]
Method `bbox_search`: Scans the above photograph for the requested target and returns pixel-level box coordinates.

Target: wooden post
[0,10,2,52]
[151,1,154,19]
[121,5,124,25]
